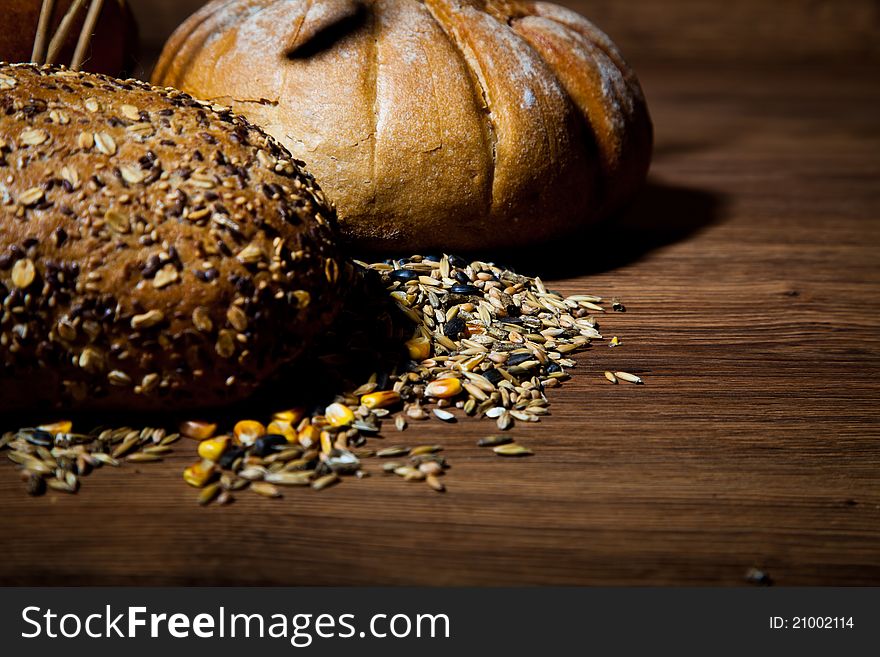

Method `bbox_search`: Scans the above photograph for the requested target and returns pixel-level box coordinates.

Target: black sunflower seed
[251,434,288,457]
[218,447,245,470]
[389,269,419,283]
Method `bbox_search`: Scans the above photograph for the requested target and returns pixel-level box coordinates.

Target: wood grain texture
[2,10,879,586]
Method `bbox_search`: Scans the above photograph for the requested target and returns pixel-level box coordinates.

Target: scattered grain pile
[2,254,642,502]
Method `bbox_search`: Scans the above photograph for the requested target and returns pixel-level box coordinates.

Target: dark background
[130,0,880,71]
[1,1,878,585]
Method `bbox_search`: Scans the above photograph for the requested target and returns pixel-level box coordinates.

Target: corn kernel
[361,390,402,410]
[183,459,216,488]
[298,424,320,448]
[272,408,306,425]
[38,420,72,434]
[198,436,230,462]
[405,336,431,360]
[267,420,298,444]
[425,378,463,399]
[320,431,333,454]
[460,354,486,372]
[234,420,265,446]
[179,420,217,440]
[325,402,354,427]
[268,419,291,434]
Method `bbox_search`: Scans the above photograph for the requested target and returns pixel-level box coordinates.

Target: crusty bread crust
[0,63,346,413]
[153,0,652,251]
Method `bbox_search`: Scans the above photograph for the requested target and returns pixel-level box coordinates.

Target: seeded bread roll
[0,63,347,413]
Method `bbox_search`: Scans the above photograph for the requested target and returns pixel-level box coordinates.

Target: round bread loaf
[152,0,652,252]
[0,63,346,413]
[0,0,137,76]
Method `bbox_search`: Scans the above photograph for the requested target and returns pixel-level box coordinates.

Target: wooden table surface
[2,20,880,585]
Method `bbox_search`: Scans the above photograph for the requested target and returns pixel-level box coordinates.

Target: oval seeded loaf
[0,63,346,413]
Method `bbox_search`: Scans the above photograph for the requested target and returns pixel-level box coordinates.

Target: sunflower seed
[377,446,410,458]
[410,445,443,456]
[614,371,643,384]
[432,408,456,422]
[493,443,534,457]
[477,435,513,447]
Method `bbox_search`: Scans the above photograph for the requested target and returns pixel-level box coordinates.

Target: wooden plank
[2,39,879,584]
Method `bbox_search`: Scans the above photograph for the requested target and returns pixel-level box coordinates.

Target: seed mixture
[1,254,642,502]
[0,423,180,496]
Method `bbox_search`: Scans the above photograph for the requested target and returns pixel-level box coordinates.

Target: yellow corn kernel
[183,460,215,488]
[298,424,320,448]
[405,336,431,360]
[610,336,620,347]
[361,390,402,410]
[460,354,486,372]
[198,436,229,462]
[267,420,298,444]
[234,420,266,446]
[425,378,463,399]
[465,321,485,335]
[272,408,306,425]
[320,431,333,454]
[325,402,354,427]
[38,420,72,434]
[267,419,291,434]
[179,420,217,440]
